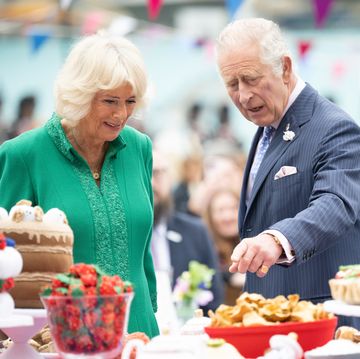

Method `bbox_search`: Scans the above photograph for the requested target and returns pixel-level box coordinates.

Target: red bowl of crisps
[205,317,338,358]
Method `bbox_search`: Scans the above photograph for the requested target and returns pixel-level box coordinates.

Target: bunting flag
[332,60,346,80]
[225,0,245,20]
[298,40,312,60]
[148,0,163,21]
[312,0,334,28]
[30,31,51,54]
[81,11,105,35]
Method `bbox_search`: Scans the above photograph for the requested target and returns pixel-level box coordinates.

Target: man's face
[218,42,292,127]
[152,150,172,210]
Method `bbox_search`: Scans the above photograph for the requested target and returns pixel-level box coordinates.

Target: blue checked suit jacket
[239,84,360,302]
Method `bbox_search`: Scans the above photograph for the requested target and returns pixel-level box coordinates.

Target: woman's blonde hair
[54,32,147,123]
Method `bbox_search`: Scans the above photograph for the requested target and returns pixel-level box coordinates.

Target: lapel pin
[283,123,295,141]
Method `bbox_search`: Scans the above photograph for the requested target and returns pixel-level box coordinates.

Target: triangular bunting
[225,0,245,20]
[312,0,334,28]
[30,31,50,54]
[148,0,163,21]
[298,40,312,60]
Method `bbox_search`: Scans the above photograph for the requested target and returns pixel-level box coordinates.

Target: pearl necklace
[71,128,102,181]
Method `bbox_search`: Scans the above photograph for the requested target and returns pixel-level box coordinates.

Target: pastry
[329,265,360,305]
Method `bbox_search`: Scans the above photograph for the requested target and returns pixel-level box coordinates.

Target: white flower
[195,290,214,306]
[283,123,295,141]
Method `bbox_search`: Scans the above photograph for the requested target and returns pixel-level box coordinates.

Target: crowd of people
[1,16,360,337]
[0,95,39,144]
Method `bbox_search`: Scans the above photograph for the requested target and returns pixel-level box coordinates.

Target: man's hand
[229,233,283,278]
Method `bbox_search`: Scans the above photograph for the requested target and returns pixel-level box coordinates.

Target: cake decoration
[0,200,74,308]
[0,233,23,317]
[0,200,72,244]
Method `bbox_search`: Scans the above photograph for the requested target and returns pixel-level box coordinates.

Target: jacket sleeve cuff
[263,229,295,265]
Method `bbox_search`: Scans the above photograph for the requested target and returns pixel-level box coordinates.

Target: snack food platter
[324,300,360,317]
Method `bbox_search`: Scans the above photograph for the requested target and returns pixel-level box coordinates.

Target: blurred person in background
[0,32,159,337]
[207,104,243,149]
[203,187,245,305]
[173,150,203,216]
[8,95,38,138]
[217,18,360,328]
[186,102,208,144]
[0,96,10,144]
[151,148,224,313]
[187,152,245,217]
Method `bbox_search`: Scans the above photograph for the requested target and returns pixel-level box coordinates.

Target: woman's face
[210,191,239,238]
[81,83,136,143]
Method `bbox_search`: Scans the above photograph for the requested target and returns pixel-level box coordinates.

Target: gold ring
[260,265,269,274]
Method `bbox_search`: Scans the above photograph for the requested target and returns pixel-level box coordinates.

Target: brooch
[283,123,295,141]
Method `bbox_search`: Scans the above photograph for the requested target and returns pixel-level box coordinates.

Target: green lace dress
[0,113,159,338]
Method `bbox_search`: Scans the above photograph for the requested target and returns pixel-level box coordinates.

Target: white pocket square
[274,166,297,180]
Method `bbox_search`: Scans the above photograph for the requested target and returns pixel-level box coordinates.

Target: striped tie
[249,126,275,193]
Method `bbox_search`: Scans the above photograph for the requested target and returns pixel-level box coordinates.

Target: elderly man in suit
[151,148,224,314]
[216,18,360,327]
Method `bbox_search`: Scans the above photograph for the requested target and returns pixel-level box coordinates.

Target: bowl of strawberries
[41,263,134,359]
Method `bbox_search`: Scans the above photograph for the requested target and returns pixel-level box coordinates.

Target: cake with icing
[329,265,360,305]
[0,200,74,308]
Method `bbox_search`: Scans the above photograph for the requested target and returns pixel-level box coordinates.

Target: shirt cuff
[263,230,295,264]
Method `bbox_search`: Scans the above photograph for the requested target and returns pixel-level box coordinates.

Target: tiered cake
[0,200,74,308]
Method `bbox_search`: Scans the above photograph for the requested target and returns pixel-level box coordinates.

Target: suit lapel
[242,84,317,226]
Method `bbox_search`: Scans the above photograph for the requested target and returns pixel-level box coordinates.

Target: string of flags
[148,0,334,26]
[28,0,336,55]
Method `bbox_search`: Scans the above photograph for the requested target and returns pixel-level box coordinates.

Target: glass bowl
[41,293,134,359]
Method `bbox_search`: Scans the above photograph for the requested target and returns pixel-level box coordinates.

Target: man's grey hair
[216,18,292,77]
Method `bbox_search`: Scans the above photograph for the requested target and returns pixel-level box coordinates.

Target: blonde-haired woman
[0,33,159,337]
[204,187,245,305]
